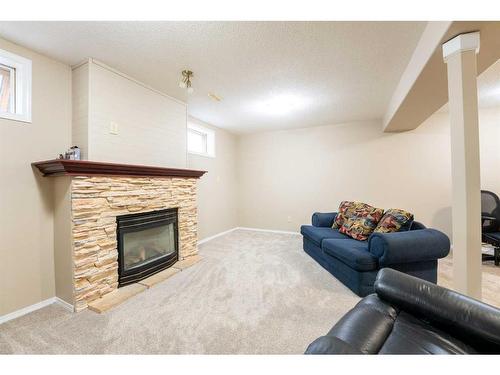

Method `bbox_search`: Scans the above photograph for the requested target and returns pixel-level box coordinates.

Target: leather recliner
[305,268,500,354]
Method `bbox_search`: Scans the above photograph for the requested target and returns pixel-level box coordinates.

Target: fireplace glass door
[117,208,178,286]
[122,223,176,271]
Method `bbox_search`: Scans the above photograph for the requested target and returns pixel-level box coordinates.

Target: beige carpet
[0,230,360,354]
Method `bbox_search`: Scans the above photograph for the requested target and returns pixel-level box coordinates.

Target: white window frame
[187,122,215,158]
[0,48,32,123]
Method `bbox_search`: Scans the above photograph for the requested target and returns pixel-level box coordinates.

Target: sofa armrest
[304,335,362,354]
[410,220,426,230]
[374,268,500,352]
[312,212,337,227]
[368,228,450,266]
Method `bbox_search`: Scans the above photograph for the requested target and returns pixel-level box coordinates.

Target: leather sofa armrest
[375,268,500,352]
[368,229,450,266]
[312,212,337,227]
[305,335,362,354]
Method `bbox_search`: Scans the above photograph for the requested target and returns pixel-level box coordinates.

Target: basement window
[187,123,215,157]
[0,48,32,123]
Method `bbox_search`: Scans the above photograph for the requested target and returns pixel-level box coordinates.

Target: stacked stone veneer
[71,176,198,311]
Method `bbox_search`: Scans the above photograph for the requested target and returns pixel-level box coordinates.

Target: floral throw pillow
[332,201,367,229]
[339,205,385,241]
[373,209,414,234]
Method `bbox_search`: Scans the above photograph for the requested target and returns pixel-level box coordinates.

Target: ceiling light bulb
[187,86,194,94]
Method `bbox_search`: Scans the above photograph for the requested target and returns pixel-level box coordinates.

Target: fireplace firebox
[117,208,179,286]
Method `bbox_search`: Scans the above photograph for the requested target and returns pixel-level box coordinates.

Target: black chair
[481,190,500,266]
[305,268,500,354]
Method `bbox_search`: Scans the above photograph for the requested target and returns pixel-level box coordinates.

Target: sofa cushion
[300,225,350,246]
[322,239,378,271]
[332,201,373,229]
[332,201,355,229]
[339,205,384,241]
[374,208,414,234]
[378,311,477,354]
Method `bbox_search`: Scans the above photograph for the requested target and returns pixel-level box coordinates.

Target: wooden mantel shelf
[32,159,207,178]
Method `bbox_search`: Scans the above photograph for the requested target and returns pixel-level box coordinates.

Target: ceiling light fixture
[254,93,310,116]
[179,70,194,94]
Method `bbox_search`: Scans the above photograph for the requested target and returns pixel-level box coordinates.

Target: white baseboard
[236,227,301,235]
[54,297,75,312]
[198,227,238,245]
[0,296,74,325]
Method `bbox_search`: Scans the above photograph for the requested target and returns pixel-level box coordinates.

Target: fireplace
[117,208,179,287]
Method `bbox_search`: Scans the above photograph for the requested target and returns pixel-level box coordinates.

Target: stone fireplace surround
[33,160,206,312]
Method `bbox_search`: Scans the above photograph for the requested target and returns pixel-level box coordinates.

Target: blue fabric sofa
[300,212,450,296]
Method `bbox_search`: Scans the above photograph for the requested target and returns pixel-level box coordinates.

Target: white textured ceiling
[0,21,426,133]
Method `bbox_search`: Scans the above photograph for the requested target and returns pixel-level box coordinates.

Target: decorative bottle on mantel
[72,146,81,160]
[63,146,81,160]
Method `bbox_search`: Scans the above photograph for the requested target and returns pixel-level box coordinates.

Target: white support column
[442,32,482,299]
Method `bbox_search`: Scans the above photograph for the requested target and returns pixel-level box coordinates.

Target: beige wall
[73,60,188,168]
[71,63,89,159]
[0,38,72,316]
[479,107,500,194]
[237,108,500,238]
[187,118,238,240]
[53,178,74,306]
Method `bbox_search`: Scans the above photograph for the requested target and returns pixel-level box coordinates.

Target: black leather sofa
[305,268,500,354]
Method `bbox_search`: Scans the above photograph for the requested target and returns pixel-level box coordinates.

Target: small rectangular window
[187,123,215,157]
[0,48,32,123]
[0,64,15,113]
[188,128,208,154]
